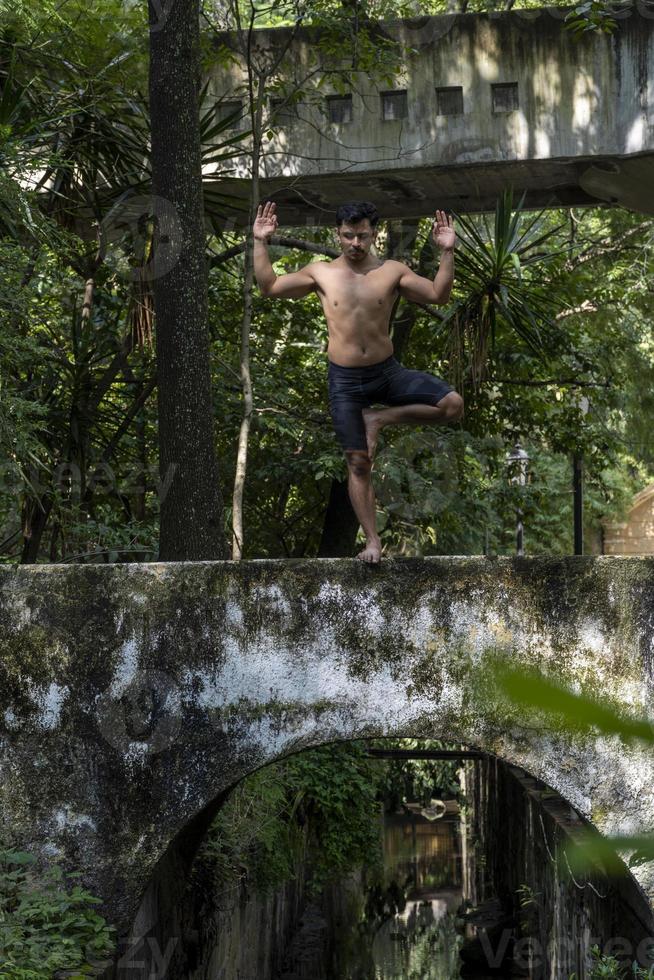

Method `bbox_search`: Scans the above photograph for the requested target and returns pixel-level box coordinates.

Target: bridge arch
[0,558,653,944]
[127,732,654,980]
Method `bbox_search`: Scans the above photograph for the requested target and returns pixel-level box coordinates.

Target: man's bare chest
[314,266,399,311]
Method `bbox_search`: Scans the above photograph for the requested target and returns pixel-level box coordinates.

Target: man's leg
[328,368,383,562]
[362,391,464,458]
[345,450,382,563]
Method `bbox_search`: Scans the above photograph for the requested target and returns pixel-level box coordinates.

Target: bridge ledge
[1,555,654,929]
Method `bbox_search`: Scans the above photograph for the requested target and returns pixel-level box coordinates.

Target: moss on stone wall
[0,557,653,938]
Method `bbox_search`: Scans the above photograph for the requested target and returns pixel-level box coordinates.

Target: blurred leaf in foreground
[566,834,654,876]
[492,663,654,879]
[495,664,654,745]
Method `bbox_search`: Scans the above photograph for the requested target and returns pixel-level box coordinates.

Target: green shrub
[570,945,654,980]
[0,849,115,979]
[201,742,384,898]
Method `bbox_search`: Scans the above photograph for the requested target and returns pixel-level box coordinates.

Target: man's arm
[254,239,316,298]
[398,209,455,305]
[253,202,316,299]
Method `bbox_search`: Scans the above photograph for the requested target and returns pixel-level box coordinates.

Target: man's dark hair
[335,201,379,228]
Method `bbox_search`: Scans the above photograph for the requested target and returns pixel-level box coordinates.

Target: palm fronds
[444,188,569,390]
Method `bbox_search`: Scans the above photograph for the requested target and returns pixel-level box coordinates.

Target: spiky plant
[444,188,569,389]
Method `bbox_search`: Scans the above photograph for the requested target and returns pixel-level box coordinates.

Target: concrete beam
[207,9,654,220]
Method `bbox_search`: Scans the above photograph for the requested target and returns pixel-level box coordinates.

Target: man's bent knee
[440,391,464,422]
[346,450,372,479]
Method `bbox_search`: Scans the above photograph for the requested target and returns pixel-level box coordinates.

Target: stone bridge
[208,8,654,219]
[2,557,654,947]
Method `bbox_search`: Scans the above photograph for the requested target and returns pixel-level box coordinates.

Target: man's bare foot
[357,537,382,563]
[362,408,384,460]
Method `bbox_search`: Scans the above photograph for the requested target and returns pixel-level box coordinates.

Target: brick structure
[604,485,654,555]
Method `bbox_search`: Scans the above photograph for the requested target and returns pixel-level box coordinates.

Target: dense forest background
[2,1,654,975]
[1,0,653,565]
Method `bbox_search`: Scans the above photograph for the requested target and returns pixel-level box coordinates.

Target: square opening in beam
[327,95,353,124]
[381,90,408,121]
[271,99,296,125]
[216,100,243,130]
[436,86,464,116]
[491,82,519,112]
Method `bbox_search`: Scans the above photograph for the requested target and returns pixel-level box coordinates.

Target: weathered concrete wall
[182,849,311,979]
[208,10,654,219]
[182,866,361,980]
[1,557,654,950]
[463,759,654,978]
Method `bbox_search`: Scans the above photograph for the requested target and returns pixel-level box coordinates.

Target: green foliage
[203,0,404,145]
[446,189,568,386]
[200,737,464,918]
[0,0,251,562]
[492,666,654,977]
[0,849,115,978]
[588,947,627,979]
[496,666,654,745]
[201,742,384,899]
[207,201,654,560]
[564,2,621,35]
[0,180,60,510]
[382,201,654,556]
[287,743,384,891]
[199,761,305,898]
[2,0,654,562]
[203,0,626,35]
[375,738,463,811]
[581,944,654,979]
[374,913,462,980]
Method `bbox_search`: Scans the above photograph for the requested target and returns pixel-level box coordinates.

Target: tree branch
[485,378,611,388]
[565,221,651,271]
[209,235,339,266]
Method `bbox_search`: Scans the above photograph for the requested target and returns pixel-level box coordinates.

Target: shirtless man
[253,199,464,563]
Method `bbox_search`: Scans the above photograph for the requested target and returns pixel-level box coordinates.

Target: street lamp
[506,442,530,556]
[573,395,589,556]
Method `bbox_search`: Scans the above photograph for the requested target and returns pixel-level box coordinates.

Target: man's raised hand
[253,201,279,241]
[432,209,456,251]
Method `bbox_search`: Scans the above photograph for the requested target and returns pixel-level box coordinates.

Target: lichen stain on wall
[1,557,654,930]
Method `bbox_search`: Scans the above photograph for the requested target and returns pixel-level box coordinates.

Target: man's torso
[310,258,405,367]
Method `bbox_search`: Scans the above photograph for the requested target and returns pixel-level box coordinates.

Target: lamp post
[506,442,530,556]
[572,453,583,555]
[573,395,589,556]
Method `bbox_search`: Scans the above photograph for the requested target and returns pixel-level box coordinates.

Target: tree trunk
[230,232,255,560]
[388,219,424,361]
[20,497,53,564]
[134,379,148,524]
[148,0,227,560]
[231,72,266,560]
[317,479,360,557]
[81,276,94,321]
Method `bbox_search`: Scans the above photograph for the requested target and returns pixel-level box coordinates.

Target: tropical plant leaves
[444,188,570,388]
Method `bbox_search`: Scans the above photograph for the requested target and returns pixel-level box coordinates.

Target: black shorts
[328,355,453,452]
